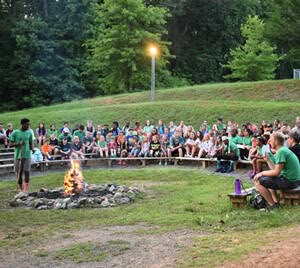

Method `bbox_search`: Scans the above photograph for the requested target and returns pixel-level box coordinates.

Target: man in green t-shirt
[216,136,239,173]
[9,118,34,193]
[254,132,300,210]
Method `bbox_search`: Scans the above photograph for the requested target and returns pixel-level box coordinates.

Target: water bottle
[235,178,242,195]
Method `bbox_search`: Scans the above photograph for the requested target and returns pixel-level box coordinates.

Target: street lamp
[149,46,157,101]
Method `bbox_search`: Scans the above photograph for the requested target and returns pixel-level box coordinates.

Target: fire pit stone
[10,184,140,210]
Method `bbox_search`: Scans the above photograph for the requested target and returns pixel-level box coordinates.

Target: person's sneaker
[164,162,168,166]
[159,161,162,165]
[118,160,122,165]
[259,203,279,212]
[215,167,222,173]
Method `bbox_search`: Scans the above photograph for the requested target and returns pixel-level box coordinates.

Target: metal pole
[151,54,155,101]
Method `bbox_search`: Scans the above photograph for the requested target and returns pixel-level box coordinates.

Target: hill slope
[2,79,300,128]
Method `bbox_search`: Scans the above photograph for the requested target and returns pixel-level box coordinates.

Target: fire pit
[10,160,140,210]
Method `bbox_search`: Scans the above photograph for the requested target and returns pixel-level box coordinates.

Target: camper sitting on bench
[254,132,300,210]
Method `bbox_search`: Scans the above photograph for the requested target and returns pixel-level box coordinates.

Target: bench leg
[107,159,112,167]
[141,160,146,167]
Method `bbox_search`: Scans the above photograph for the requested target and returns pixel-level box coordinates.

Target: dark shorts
[259,176,299,190]
[14,158,31,174]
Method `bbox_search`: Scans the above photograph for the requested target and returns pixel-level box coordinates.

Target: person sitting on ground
[157,119,165,135]
[82,131,96,156]
[48,124,58,138]
[59,121,71,134]
[41,139,54,162]
[59,138,71,160]
[160,135,169,165]
[138,136,150,157]
[122,121,130,135]
[149,135,161,157]
[108,136,118,157]
[5,123,14,148]
[49,133,59,155]
[185,132,197,157]
[111,121,120,137]
[126,128,137,152]
[168,121,177,136]
[73,124,86,141]
[250,136,266,178]
[168,130,184,158]
[118,136,128,165]
[216,118,226,134]
[71,136,84,159]
[292,116,300,133]
[36,122,47,147]
[239,128,252,160]
[254,132,300,210]
[129,136,141,157]
[58,128,73,143]
[198,134,213,158]
[0,123,7,147]
[93,125,104,141]
[229,128,243,145]
[216,136,239,173]
[287,131,300,161]
[85,120,95,135]
[143,120,154,136]
[149,127,160,142]
[97,135,109,158]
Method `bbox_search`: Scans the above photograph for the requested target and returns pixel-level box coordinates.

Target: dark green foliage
[265,0,300,78]
[225,16,279,81]
[86,0,173,94]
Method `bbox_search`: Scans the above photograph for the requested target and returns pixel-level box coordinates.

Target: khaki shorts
[14,158,31,174]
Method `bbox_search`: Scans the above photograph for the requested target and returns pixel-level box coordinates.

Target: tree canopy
[0,0,299,111]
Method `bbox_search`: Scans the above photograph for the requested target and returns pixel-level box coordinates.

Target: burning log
[64,160,86,196]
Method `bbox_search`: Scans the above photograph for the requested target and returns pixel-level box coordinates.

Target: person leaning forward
[254,132,300,210]
[9,118,34,193]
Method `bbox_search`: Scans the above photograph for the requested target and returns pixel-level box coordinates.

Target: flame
[64,160,85,196]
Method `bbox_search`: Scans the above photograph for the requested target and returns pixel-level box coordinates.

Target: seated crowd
[1,118,299,172]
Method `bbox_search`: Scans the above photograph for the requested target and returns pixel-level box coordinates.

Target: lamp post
[149,46,157,102]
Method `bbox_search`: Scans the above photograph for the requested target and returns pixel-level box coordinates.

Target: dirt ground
[2,224,300,268]
[221,226,300,268]
[1,224,199,268]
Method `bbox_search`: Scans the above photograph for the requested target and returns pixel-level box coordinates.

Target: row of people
[1,117,299,148]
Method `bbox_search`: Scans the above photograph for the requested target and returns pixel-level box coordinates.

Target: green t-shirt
[217,123,226,133]
[225,142,240,158]
[9,129,33,159]
[230,135,243,145]
[48,129,58,138]
[275,146,300,182]
[58,133,73,143]
[98,141,107,148]
[242,136,252,147]
[257,146,263,156]
[73,130,86,141]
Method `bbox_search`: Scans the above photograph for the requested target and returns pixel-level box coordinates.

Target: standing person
[9,118,34,192]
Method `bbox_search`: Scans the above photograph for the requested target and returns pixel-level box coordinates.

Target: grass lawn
[2,79,300,128]
[0,168,299,266]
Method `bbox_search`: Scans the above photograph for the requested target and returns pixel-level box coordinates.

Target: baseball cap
[222,136,229,141]
[63,127,70,133]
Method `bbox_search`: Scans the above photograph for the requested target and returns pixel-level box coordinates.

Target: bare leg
[254,180,276,206]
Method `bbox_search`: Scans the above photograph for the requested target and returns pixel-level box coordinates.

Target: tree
[87,0,172,94]
[224,16,279,81]
[265,0,300,78]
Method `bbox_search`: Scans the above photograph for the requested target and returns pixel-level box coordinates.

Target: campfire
[10,160,141,210]
[64,160,86,196]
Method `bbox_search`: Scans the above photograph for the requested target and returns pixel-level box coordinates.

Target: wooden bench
[282,186,300,206]
[228,187,255,208]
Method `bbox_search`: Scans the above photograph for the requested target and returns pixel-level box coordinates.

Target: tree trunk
[43,0,48,17]
[11,0,16,17]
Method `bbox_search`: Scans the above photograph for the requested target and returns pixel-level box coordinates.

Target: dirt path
[222,226,300,268]
[1,224,200,268]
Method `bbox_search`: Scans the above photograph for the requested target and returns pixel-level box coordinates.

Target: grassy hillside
[2,79,300,129]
